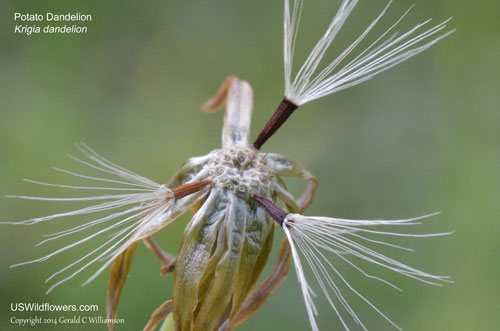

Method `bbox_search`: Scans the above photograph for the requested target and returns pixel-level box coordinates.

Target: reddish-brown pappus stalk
[253,98,298,150]
[251,194,288,226]
[172,179,212,199]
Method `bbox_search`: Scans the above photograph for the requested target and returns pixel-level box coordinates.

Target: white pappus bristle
[282,212,453,330]
[2,143,193,293]
[283,0,454,106]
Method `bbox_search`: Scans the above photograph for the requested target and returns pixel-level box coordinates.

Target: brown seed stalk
[251,194,289,226]
[172,178,212,199]
[253,97,298,150]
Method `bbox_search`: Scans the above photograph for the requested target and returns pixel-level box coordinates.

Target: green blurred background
[1,0,499,330]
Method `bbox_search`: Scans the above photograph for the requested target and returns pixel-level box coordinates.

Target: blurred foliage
[1,0,499,330]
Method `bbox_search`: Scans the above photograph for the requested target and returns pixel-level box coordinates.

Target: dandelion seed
[254,0,454,149]
[4,144,212,293]
[252,194,452,330]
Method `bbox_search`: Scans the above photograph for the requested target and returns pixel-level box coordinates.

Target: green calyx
[172,188,274,330]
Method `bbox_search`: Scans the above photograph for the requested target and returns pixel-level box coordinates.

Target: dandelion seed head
[204,147,277,197]
[3,1,453,329]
